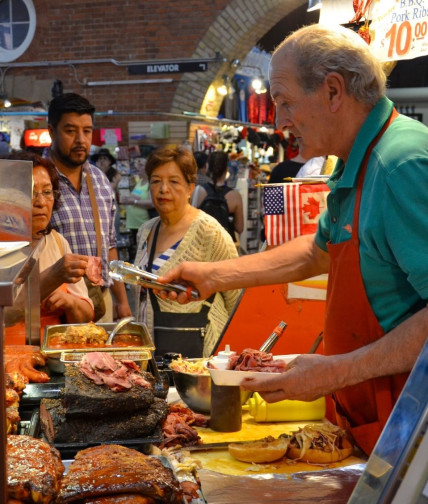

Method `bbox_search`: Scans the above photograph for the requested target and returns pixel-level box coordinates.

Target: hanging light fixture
[0,74,12,108]
[217,75,229,96]
[0,93,11,108]
[251,75,267,94]
[307,0,322,12]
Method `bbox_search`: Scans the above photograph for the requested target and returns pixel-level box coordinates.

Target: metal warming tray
[41,322,155,373]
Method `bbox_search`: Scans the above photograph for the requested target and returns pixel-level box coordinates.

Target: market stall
[0,160,365,503]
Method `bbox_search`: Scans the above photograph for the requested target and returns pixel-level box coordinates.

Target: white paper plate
[208,354,299,386]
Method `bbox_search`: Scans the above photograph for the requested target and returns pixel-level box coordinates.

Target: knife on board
[181,440,263,452]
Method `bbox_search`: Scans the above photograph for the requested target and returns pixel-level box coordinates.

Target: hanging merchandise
[247,86,275,125]
[237,77,249,123]
[222,77,240,121]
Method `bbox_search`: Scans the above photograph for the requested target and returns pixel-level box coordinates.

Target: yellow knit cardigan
[133,211,241,357]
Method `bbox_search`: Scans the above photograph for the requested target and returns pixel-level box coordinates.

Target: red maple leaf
[303,197,321,220]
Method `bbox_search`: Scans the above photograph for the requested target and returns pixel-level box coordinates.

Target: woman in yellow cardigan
[133,146,240,358]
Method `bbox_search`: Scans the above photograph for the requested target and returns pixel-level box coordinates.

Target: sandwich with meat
[228,423,353,464]
[283,423,353,463]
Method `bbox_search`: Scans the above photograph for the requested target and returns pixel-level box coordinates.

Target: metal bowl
[172,367,212,414]
[171,359,251,414]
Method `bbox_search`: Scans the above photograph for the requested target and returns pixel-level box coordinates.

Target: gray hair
[273,24,386,106]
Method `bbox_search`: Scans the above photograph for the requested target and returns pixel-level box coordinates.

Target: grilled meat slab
[57,444,183,503]
[63,363,155,417]
[40,397,168,444]
[7,434,64,504]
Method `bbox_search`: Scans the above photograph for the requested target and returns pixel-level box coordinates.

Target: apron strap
[353,108,399,234]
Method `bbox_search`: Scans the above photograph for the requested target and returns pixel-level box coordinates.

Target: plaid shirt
[50,161,117,286]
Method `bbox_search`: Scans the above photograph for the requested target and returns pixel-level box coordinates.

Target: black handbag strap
[147,219,214,312]
[147,219,161,272]
[147,220,162,312]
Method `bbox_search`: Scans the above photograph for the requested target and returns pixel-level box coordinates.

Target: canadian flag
[263,183,330,246]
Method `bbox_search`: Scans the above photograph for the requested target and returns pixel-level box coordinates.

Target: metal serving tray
[41,322,155,373]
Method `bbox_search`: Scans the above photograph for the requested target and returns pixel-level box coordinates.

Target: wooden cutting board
[193,413,366,476]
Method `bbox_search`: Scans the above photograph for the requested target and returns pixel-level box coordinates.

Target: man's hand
[115,300,133,319]
[241,354,348,403]
[156,261,217,303]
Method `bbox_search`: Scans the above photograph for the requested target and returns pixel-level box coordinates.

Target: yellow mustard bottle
[247,392,326,422]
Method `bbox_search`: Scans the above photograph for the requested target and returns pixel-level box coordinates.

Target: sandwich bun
[228,436,290,463]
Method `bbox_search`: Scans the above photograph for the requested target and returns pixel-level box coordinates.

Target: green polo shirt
[315,96,428,333]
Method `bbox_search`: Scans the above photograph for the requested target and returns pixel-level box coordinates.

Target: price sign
[370,0,428,61]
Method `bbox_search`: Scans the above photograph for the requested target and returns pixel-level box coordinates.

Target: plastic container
[209,344,236,370]
[247,392,326,422]
[209,382,242,432]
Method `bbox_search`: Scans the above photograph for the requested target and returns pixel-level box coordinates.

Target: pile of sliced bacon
[159,404,208,449]
[78,351,151,392]
[228,348,287,373]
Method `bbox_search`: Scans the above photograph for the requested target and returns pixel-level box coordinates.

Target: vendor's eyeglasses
[32,189,60,201]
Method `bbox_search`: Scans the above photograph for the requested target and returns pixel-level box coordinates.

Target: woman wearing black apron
[132,146,240,358]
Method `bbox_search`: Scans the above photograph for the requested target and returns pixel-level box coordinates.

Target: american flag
[263,183,329,246]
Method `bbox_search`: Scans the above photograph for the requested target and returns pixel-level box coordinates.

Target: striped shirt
[137,238,181,320]
[137,239,181,273]
[50,161,117,286]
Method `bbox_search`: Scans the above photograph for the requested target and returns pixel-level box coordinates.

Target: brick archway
[171,0,306,116]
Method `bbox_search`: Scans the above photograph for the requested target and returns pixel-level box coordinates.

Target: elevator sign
[128,60,209,75]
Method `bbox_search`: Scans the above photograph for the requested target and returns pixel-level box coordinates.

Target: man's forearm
[110,279,129,305]
[211,234,329,291]
[107,247,129,305]
[336,305,428,387]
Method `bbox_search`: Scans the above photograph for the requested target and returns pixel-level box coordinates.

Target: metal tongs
[259,320,288,353]
[108,260,199,300]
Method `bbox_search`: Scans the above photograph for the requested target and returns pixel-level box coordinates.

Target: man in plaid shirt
[48,93,131,321]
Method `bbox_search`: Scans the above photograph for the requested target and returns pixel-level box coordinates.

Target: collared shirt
[315,96,428,333]
[196,172,211,185]
[50,161,117,286]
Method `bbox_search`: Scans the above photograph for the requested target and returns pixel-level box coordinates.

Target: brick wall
[3,0,305,144]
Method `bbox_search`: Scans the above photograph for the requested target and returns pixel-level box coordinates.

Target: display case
[1,242,42,503]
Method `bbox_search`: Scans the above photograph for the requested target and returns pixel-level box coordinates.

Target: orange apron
[324,109,408,455]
